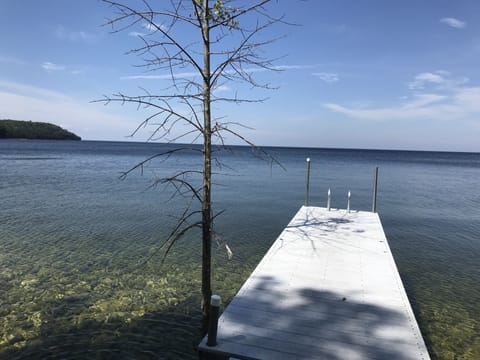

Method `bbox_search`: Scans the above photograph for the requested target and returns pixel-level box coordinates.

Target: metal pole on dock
[207,294,221,347]
[347,191,351,213]
[327,188,331,211]
[305,158,311,206]
[372,166,379,213]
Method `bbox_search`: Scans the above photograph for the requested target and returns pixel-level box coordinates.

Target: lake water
[0,139,479,359]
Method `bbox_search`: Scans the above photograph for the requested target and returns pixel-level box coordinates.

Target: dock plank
[199,206,430,359]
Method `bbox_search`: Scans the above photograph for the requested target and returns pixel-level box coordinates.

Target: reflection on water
[0,140,479,359]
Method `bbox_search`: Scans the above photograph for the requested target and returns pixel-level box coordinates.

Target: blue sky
[1,0,479,151]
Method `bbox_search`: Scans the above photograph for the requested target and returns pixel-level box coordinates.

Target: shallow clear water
[0,140,479,359]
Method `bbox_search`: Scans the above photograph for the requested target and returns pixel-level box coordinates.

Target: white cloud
[0,80,136,140]
[323,71,480,122]
[409,71,469,90]
[272,64,318,71]
[324,87,480,122]
[54,25,96,42]
[435,70,451,76]
[453,87,480,112]
[214,85,230,93]
[41,62,66,72]
[142,22,156,31]
[128,31,146,37]
[142,22,167,32]
[312,72,339,83]
[231,64,320,75]
[409,72,445,89]
[0,80,207,142]
[121,71,199,80]
[0,55,25,65]
[0,81,70,102]
[440,17,466,29]
[41,62,84,75]
[402,93,447,108]
[122,65,318,80]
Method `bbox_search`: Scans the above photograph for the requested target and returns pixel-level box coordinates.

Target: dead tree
[98,0,284,329]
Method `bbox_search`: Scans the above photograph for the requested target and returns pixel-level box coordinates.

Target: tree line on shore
[0,119,81,140]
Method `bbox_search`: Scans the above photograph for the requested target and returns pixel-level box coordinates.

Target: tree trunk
[200,0,212,333]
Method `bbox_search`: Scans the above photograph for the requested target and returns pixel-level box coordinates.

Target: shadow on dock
[203,275,420,360]
[278,209,358,255]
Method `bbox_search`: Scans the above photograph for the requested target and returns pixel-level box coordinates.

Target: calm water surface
[0,140,479,359]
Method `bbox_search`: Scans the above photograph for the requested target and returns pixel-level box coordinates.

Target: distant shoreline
[2,135,478,154]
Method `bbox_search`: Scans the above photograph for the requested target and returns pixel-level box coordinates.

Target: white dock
[198,206,430,360]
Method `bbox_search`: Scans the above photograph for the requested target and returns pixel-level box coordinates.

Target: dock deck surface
[199,206,430,360]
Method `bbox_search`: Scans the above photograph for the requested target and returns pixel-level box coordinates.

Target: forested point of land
[0,119,81,140]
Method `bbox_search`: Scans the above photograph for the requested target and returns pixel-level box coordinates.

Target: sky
[1,0,479,152]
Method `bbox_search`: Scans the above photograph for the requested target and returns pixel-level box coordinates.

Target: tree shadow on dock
[286,208,354,232]
[277,209,361,255]
[202,275,425,360]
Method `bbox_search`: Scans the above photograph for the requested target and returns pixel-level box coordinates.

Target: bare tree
[98,0,284,329]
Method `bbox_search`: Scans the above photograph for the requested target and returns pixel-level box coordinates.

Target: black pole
[372,166,379,213]
[207,294,221,347]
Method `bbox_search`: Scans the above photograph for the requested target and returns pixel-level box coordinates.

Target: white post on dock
[327,188,331,211]
[305,158,311,206]
[372,167,379,213]
[207,294,221,347]
[347,190,351,213]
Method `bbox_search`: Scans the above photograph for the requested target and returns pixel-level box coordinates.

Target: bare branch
[102,0,204,76]
[117,147,201,180]
[214,123,286,170]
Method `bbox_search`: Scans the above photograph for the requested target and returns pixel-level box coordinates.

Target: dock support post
[327,188,331,211]
[207,295,221,347]
[347,191,351,213]
[372,166,379,213]
[305,158,311,206]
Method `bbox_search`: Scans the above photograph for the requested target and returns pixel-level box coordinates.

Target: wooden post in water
[372,166,379,213]
[305,158,311,206]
